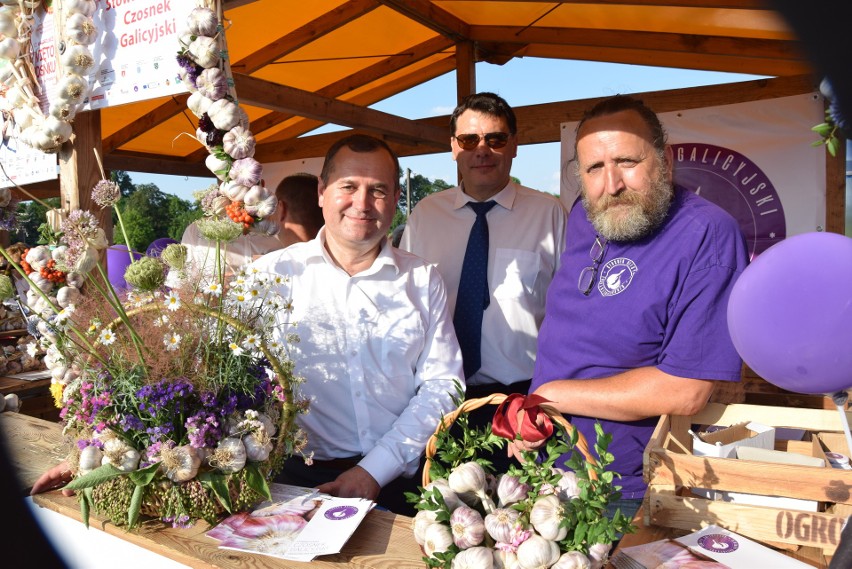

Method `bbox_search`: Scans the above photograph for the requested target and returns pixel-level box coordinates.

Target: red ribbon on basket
[491,393,554,443]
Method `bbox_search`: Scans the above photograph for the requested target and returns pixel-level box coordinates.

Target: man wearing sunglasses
[527,95,749,523]
[400,92,566,430]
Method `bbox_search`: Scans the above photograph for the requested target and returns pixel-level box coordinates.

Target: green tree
[11,197,61,246]
[113,183,198,252]
[397,173,451,216]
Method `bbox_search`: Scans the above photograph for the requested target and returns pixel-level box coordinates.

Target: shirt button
[355,391,362,397]
[350,350,357,356]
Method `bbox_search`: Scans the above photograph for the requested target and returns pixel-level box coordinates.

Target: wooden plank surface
[0,412,425,569]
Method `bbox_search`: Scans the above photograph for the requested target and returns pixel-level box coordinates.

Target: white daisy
[242,334,261,351]
[163,333,181,351]
[203,282,222,296]
[228,342,244,356]
[99,328,117,346]
[164,291,181,311]
[26,342,38,358]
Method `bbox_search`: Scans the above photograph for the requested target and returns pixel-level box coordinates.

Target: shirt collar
[312,227,399,276]
[454,181,517,211]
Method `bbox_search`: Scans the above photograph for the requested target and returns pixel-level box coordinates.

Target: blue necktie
[454,200,497,379]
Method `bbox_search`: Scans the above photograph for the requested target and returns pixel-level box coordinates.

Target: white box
[690,421,775,458]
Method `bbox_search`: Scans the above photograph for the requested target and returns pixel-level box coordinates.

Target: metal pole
[405,168,412,218]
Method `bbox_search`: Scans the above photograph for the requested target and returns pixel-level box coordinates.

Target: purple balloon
[727,232,852,394]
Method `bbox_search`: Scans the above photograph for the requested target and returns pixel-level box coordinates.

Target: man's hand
[31,460,75,497]
[316,465,381,501]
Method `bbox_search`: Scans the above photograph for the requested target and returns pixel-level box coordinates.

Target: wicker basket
[422,392,598,487]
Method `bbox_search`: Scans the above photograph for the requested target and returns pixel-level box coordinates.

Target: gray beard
[582,177,674,242]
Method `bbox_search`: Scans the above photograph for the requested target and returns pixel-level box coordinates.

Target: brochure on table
[206,483,374,562]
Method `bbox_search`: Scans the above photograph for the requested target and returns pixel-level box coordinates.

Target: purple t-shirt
[531,187,749,499]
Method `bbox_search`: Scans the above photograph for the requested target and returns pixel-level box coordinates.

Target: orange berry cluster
[225,201,255,233]
[19,248,33,274]
[40,259,66,284]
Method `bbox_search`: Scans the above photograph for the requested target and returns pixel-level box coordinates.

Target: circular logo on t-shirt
[324,505,359,520]
[672,143,786,258]
[697,533,740,553]
[598,257,637,297]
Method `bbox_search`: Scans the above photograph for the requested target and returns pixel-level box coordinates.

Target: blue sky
[130,58,767,201]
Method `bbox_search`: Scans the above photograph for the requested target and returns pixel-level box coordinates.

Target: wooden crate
[644,402,852,556]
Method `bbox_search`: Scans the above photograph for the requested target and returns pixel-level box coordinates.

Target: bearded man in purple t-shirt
[529,95,749,523]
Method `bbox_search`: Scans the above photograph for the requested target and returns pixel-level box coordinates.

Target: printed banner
[0,137,58,189]
[88,0,195,109]
[560,93,826,258]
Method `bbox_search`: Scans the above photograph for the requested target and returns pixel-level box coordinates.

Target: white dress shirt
[250,229,464,487]
[400,182,566,387]
[181,221,284,277]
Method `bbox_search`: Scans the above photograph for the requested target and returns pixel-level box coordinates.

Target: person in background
[251,134,463,515]
[399,92,565,449]
[181,172,323,275]
[526,94,749,523]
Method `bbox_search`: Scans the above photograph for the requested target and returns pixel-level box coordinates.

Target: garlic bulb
[449,461,487,495]
[450,504,485,549]
[101,438,141,472]
[253,194,278,219]
[56,74,89,106]
[229,157,262,187]
[78,445,104,474]
[61,44,95,75]
[530,495,567,541]
[57,285,81,308]
[452,547,494,569]
[251,218,279,236]
[205,153,231,180]
[423,522,454,558]
[65,12,97,45]
[187,91,213,118]
[497,473,530,507]
[3,392,20,412]
[449,461,495,512]
[494,550,523,569]
[64,0,96,16]
[412,508,439,546]
[188,35,220,69]
[195,67,227,101]
[424,478,463,511]
[212,436,247,473]
[242,184,268,208]
[552,551,591,569]
[223,125,255,159]
[516,534,560,569]
[485,507,522,544]
[186,7,218,37]
[207,98,241,131]
[243,431,272,462]
[0,36,20,59]
[222,180,249,202]
[160,444,201,482]
[553,469,580,501]
[586,543,611,569]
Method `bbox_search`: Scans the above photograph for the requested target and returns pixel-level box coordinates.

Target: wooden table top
[0,411,426,569]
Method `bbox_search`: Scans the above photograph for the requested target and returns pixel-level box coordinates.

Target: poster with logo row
[559,93,826,259]
[0,1,194,188]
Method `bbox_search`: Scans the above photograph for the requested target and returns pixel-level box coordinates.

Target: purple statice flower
[145,423,175,444]
[186,411,223,448]
[137,378,195,416]
[176,53,202,88]
[71,381,112,426]
[117,414,145,434]
[164,514,192,529]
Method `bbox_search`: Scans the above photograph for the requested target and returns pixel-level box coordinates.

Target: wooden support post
[58,109,112,240]
[454,40,476,186]
[824,132,847,235]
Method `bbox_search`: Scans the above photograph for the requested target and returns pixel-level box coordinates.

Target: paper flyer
[206,483,373,562]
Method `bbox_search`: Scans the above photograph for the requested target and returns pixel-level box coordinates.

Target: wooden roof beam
[470,26,803,62]
[248,36,454,139]
[233,73,448,147]
[255,74,815,162]
[376,0,471,42]
[230,0,380,74]
[438,0,770,8]
[102,95,191,154]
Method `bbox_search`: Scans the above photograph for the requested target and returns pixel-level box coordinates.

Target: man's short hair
[575,94,668,154]
[275,173,324,235]
[320,134,400,190]
[450,92,517,135]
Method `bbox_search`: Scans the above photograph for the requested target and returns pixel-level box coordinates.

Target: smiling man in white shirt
[251,134,463,515]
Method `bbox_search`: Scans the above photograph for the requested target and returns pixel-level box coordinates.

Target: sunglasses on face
[453,132,511,150]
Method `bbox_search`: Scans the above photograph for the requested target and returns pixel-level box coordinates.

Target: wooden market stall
[1,1,850,568]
